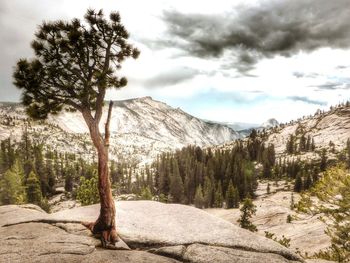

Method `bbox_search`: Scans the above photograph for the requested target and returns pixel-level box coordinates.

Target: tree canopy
[13,9,139,119]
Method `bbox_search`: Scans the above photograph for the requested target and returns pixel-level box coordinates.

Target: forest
[1,127,346,211]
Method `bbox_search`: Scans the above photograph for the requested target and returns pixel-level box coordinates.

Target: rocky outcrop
[0,201,304,263]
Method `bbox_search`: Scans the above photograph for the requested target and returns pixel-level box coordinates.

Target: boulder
[0,201,304,263]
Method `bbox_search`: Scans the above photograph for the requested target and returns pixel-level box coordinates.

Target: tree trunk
[81,102,118,248]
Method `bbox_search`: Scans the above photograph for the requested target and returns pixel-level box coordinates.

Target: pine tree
[237,197,257,232]
[320,149,327,172]
[286,134,295,154]
[306,135,311,151]
[311,138,316,151]
[13,9,139,246]
[45,159,56,193]
[169,159,184,203]
[346,138,350,168]
[33,145,50,197]
[290,193,295,210]
[299,134,306,152]
[76,175,99,206]
[65,171,74,192]
[194,185,204,209]
[303,174,312,190]
[294,174,303,192]
[226,180,239,209]
[0,161,26,205]
[214,181,224,208]
[233,187,240,208]
[140,186,153,200]
[203,176,213,208]
[26,170,42,205]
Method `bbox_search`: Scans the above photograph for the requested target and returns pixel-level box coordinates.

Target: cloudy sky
[1,0,350,124]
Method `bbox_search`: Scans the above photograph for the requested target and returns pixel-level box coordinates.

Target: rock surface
[206,181,331,257]
[0,201,304,263]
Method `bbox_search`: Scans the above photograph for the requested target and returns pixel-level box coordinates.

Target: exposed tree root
[81,220,119,249]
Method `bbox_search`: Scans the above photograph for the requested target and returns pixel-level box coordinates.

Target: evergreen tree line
[286,132,316,154]
[0,134,100,209]
[150,144,258,208]
[140,132,278,209]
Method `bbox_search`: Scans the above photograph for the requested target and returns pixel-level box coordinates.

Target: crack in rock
[48,241,93,246]
[38,249,95,256]
[4,236,36,240]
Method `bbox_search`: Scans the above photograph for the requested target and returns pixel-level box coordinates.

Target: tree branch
[104,100,113,147]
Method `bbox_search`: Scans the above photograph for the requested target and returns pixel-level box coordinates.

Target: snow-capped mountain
[0,97,240,163]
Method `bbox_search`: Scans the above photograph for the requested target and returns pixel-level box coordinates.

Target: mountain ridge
[0,97,241,164]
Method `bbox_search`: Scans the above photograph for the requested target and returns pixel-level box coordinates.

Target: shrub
[76,175,99,206]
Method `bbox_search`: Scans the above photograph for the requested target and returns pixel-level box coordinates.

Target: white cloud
[1,0,350,124]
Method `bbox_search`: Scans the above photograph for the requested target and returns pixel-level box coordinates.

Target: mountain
[0,97,240,164]
[219,103,350,158]
[265,105,350,156]
[237,118,279,137]
[208,121,259,131]
[261,118,279,129]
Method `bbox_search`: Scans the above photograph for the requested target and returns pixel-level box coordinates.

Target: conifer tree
[203,176,213,208]
[311,138,316,151]
[77,175,99,206]
[45,159,56,193]
[294,174,303,192]
[34,145,49,196]
[233,186,240,208]
[299,134,306,152]
[140,186,153,200]
[320,149,328,172]
[0,161,26,205]
[26,170,42,205]
[226,180,239,209]
[194,185,204,209]
[306,135,311,151]
[169,159,184,203]
[290,193,295,210]
[346,138,350,168]
[214,181,224,208]
[286,134,295,154]
[13,9,139,247]
[238,197,257,232]
[304,173,312,190]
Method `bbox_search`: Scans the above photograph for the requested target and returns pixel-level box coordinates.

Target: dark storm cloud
[287,96,327,106]
[159,0,350,72]
[144,67,199,88]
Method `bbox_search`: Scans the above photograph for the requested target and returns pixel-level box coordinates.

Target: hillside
[0,97,240,164]
[220,103,350,160]
[265,105,350,155]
